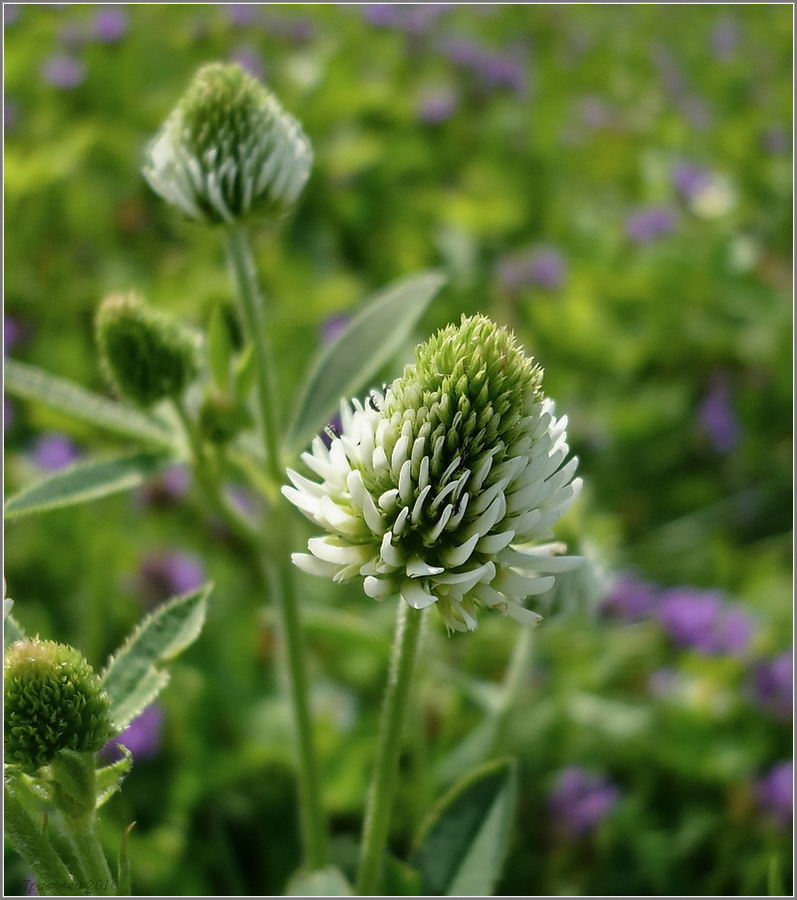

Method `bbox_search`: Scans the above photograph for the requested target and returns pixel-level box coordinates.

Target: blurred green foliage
[4,4,792,896]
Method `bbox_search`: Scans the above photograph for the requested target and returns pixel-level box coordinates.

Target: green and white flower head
[284,315,583,632]
[4,639,113,774]
[143,62,312,224]
[96,291,199,407]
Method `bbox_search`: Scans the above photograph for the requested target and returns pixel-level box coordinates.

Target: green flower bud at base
[284,315,583,633]
[143,62,312,224]
[4,640,113,774]
[96,292,199,407]
[199,390,252,444]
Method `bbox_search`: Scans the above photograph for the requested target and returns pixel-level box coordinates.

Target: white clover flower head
[143,62,312,224]
[284,315,583,633]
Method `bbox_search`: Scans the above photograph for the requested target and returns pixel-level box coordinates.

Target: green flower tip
[143,61,312,224]
[284,314,583,633]
[96,291,198,407]
[4,639,113,774]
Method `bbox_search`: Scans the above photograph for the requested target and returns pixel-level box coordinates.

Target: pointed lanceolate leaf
[286,270,446,454]
[285,867,353,897]
[207,304,234,392]
[116,822,136,896]
[95,746,133,809]
[4,613,27,648]
[4,452,172,520]
[4,359,174,448]
[101,585,211,731]
[411,758,518,896]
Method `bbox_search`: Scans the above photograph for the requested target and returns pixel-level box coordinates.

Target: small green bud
[96,292,199,407]
[4,640,113,774]
[143,62,312,224]
[198,390,252,444]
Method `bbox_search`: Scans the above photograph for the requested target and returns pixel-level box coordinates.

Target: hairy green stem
[356,602,425,895]
[4,781,81,896]
[488,625,533,756]
[68,814,114,896]
[224,223,327,869]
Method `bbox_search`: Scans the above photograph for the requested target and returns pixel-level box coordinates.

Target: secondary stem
[69,814,114,896]
[224,223,327,869]
[356,601,424,896]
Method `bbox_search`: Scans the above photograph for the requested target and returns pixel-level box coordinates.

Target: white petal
[379,531,404,569]
[439,533,480,568]
[308,537,372,566]
[406,556,445,578]
[477,530,515,554]
[364,576,395,599]
[286,468,325,498]
[401,579,438,610]
[292,553,342,578]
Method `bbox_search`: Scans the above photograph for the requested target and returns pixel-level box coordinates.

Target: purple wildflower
[439,34,528,95]
[757,761,792,828]
[321,314,349,346]
[134,465,190,509]
[750,651,793,720]
[4,315,22,353]
[230,45,265,80]
[102,705,164,762]
[4,5,20,26]
[761,127,790,156]
[578,95,613,130]
[527,248,565,290]
[710,16,739,60]
[497,247,566,292]
[91,6,128,43]
[136,551,205,606]
[41,54,85,90]
[321,412,343,450]
[673,162,712,200]
[697,372,740,453]
[417,86,458,124]
[548,767,620,838]
[602,575,658,622]
[29,432,81,471]
[656,588,754,656]
[363,4,449,34]
[226,4,260,28]
[626,206,677,244]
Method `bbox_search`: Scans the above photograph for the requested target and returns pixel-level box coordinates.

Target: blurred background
[3,3,793,896]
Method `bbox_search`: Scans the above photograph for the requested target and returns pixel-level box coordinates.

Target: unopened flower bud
[96,292,198,407]
[284,314,583,633]
[198,390,252,443]
[4,639,113,774]
[143,62,312,224]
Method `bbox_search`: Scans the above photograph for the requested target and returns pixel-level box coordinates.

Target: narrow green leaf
[4,613,27,648]
[101,585,211,731]
[234,343,256,404]
[286,866,353,896]
[207,304,233,392]
[116,822,135,896]
[411,758,518,896]
[4,452,172,520]
[4,358,174,448]
[286,270,446,454]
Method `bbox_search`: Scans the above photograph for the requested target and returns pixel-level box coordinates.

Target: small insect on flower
[4,639,113,774]
[284,314,582,632]
[96,291,199,407]
[142,61,312,224]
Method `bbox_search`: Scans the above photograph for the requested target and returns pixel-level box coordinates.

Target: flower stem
[68,814,114,896]
[223,223,327,869]
[356,601,424,896]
